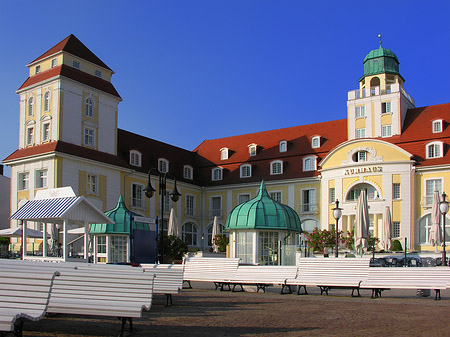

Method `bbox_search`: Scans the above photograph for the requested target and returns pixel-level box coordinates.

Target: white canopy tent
[9,187,114,261]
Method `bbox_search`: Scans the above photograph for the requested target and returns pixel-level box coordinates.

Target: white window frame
[424,178,443,206]
[220,147,229,160]
[129,150,142,167]
[381,124,392,138]
[28,97,34,116]
[240,164,251,178]
[18,172,29,191]
[382,101,392,113]
[311,136,320,149]
[35,65,41,74]
[212,167,223,181]
[42,123,50,142]
[270,160,283,175]
[72,60,80,69]
[393,183,401,200]
[158,158,169,173]
[26,126,34,146]
[182,222,198,246]
[248,143,257,157]
[94,69,102,78]
[131,183,144,208]
[44,91,51,112]
[393,221,401,238]
[279,140,287,153]
[84,127,95,147]
[426,141,443,159]
[87,174,98,194]
[432,119,443,133]
[329,187,335,204]
[301,188,316,213]
[185,194,196,216]
[51,58,57,68]
[210,196,222,218]
[355,105,365,118]
[238,193,250,205]
[303,156,316,172]
[35,169,48,189]
[183,165,193,180]
[269,191,282,203]
[355,128,366,139]
[85,97,94,118]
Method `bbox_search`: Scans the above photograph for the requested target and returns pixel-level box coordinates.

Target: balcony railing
[209,208,223,219]
[421,195,434,208]
[185,208,199,218]
[347,84,414,105]
[298,204,318,214]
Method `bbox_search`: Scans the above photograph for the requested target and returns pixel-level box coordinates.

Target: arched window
[352,150,369,162]
[158,158,169,173]
[207,223,225,246]
[85,97,93,117]
[184,165,193,180]
[28,97,34,116]
[212,167,223,181]
[44,91,50,112]
[220,147,229,160]
[426,141,443,159]
[279,140,287,152]
[129,150,142,167]
[182,222,198,246]
[248,143,257,156]
[270,160,283,175]
[240,164,251,178]
[303,156,316,172]
[345,183,379,201]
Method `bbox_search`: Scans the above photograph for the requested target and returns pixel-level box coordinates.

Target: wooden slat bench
[140,264,185,306]
[182,257,240,290]
[221,265,298,293]
[0,270,58,336]
[285,258,371,297]
[360,267,449,300]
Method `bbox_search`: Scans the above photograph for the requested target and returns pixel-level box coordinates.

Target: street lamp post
[144,168,181,264]
[332,200,343,258]
[439,192,449,266]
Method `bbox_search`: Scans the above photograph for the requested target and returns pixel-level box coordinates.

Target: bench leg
[435,289,441,301]
[319,286,329,295]
[214,282,222,290]
[118,317,133,337]
[220,283,231,291]
[232,284,244,292]
[281,283,293,294]
[351,288,361,297]
[12,319,24,337]
[256,284,266,293]
[297,285,308,295]
[371,289,382,298]
[166,294,173,306]
[182,280,192,289]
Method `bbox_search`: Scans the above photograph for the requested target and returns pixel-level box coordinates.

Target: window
[238,194,250,204]
[248,144,257,156]
[303,157,316,172]
[51,58,57,68]
[35,169,47,189]
[110,236,127,263]
[355,105,365,118]
[87,174,98,194]
[211,196,222,217]
[346,184,378,201]
[393,183,401,200]
[44,91,50,111]
[94,69,102,78]
[158,158,169,173]
[129,150,142,167]
[312,136,320,148]
[96,235,107,263]
[85,97,93,117]
[72,60,80,69]
[270,160,283,175]
[425,179,442,206]
[269,191,282,203]
[236,231,253,264]
[131,183,144,208]
[279,140,287,153]
[426,142,443,159]
[259,231,279,265]
[212,167,223,181]
[163,194,171,213]
[26,127,34,145]
[382,125,392,137]
[186,195,195,216]
[353,150,368,162]
[184,165,193,180]
[18,173,29,190]
[84,127,95,147]
[220,147,229,160]
[393,222,400,238]
[329,188,335,204]
[301,189,316,213]
[432,120,443,133]
[182,222,198,246]
[42,123,50,142]
[355,128,366,139]
[28,97,34,116]
[35,65,41,74]
[207,223,225,246]
[240,164,251,178]
[382,101,392,113]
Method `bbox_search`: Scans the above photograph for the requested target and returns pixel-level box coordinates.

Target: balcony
[347,84,414,105]
[209,208,223,219]
[298,203,318,215]
[185,208,200,218]
[421,195,433,209]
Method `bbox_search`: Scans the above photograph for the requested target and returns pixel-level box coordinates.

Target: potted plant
[213,234,229,253]
[162,234,188,264]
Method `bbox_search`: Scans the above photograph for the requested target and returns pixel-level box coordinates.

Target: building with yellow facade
[3,35,450,263]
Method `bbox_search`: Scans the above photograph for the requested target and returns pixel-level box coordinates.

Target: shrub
[162,234,188,260]
[305,228,345,253]
[392,239,403,251]
[213,234,229,252]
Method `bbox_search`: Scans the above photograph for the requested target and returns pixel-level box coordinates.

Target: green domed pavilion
[360,46,404,82]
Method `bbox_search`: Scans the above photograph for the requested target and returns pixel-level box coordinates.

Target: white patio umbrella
[429,190,442,251]
[379,206,393,252]
[167,208,180,238]
[211,216,220,253]
[354,190,369,256]
[0,226,50,239]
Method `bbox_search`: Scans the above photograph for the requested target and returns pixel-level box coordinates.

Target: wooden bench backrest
[141,264,184,294]
[183,257,240,281]
[298,258,370,280]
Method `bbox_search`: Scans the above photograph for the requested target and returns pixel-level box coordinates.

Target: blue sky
[1,1,450,177]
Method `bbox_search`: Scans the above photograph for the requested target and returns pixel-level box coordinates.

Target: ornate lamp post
[144,168,181,263]
[439,192,449,266]
[332,200,343,258]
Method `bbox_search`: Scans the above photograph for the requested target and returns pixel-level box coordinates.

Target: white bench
[182,257,240,289]
[221,265,298,293]
[285,258,371,297]
[141,264,185,305]
[360,267,449,300]
[0,269,58,336]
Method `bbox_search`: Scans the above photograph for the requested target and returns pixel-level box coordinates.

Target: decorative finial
[378,33,382,47]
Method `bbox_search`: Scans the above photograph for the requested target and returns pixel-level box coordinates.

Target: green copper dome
[90,195,151,234]
[360,46,403,81]
[225,181,302,232]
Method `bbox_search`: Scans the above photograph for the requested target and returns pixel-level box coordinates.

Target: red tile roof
[29,34,112,70]
[17,65,121,99]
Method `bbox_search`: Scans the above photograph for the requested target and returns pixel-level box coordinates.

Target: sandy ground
[23,283,450,337]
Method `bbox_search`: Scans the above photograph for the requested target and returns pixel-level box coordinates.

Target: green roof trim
[90,195,150,234]
[359,46,404,82]
[225,181,302,232]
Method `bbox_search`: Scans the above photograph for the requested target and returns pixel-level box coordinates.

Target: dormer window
[248,143,257,157]
[240,164,251,178]
[279,140,287,153]
[312,136,320,149]
[158,158,169,173]
[303,156,316,172]
[353,150,368,162]
[72,60,80,69]
[184,165,193,180]
[130,150,142,167]
[212,167,223,181]
[270,160,283,175]
[426,141,443,159]
[220,147,229,160]
[51,58,57,68]
[94,69,102,78]
[432,120,443,133]
[35,65,41,74]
